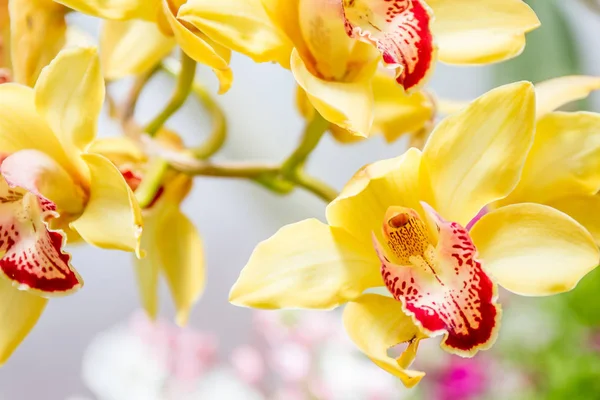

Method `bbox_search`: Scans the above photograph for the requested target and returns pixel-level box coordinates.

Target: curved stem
[280,113,329,178]
[135,158,169,208]
[177,161,280,178]
[290,172,338,203]
[144,51,196,137]
[161,58,227,159]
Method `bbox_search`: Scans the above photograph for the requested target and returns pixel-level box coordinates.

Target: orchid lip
[373,204,501,356]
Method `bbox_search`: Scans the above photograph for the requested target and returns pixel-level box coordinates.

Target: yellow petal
[161,0,233,93]
[178,0,293,67]
[0,279,47,365]
[34,47,104,156]
[87,137,147,165]
[1,149,85,215]
[55,0,161,20]
[326,148,424,248]
[134,211,161,321]
[297,0,352,80]
[470,203,600,296]
[155,203,204,326]
[421,82,536,226]
[261,0,312,66]
[427,0,540,64]
[291,48,373,136]
[138,173,203,325]
[343,294,426,388]
[535,76,600,118]
[100,19,175,80]
[546,195,600,246]
[71,154,143,254]
[9,0,67,86]
[0,84,71,171]
[162,0,227,68]
[371,73,434,143]
[229,218,381,309]
[500,112,600,205]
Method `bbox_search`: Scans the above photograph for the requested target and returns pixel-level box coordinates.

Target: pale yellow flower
[90,132,205,326]
[57,0,291,93]
[262,0,539,136]
[230,82,599,386]
[0,47,142,362]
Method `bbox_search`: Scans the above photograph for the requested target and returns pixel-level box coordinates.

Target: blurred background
[2,0,600,399]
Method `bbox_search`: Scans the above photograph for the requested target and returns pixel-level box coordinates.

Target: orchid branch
[161,59,227,160]
[144,50,196,137]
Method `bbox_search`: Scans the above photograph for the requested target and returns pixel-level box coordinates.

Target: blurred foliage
[498,268,600,399]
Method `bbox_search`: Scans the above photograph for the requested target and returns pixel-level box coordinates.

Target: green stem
[290,172,338,203]
[178,161,280,178]
[135,158,169,208]
[280,113,329,178]
[144,51,196,136]
[161,58,227,159]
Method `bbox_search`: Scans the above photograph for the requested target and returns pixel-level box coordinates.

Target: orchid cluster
[1,0,600,396]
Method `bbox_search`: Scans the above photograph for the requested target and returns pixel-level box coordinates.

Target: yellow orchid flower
[229,82,600,387]
[492,76,600,248]
[262,0,539,136]
[90,132,205,326]
[297,71,435,144]
[0,46,142,362]
[57,0,291,94]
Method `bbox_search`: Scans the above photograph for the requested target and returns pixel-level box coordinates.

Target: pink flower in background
[128,312,218,384]
[433,359,489,400]
[231,345,266,385]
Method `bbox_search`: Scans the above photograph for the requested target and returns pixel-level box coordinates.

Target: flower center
[372,204,500,356]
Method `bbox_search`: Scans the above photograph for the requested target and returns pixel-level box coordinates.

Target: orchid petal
[100,19,176,80]
[470,203,600,296]
[535,76,600,117]
[0,179,82,295]
[179,0,293,67]
[230,218,381,309]
[162,0,233,93]
[427,0,540,64]
[10,0,67,86]
[0,279,47,364]
[0,84,71,171]
[1,149,84,216]
[297,0,353,80]
[71,154,143,255]
[500,112,600,205]
[343,294,426,388]
[421,82,535,226]
[55,0,160,20]
[142,175,204,326]
[371,72,434,143]
[342,0,435,91]
[291,48,373,136]
[373,204,501,356]
[547,195,600,246]
[35,47,104,156]
[155,204,204,326]
[261,0,313,67]
[326,148,424,248]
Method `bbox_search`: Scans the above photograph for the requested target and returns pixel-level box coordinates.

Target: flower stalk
[144,51,196,137]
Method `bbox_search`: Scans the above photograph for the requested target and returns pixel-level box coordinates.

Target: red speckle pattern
[0,179,81,295]
[342,0,435,91]
[373,206,500,356]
